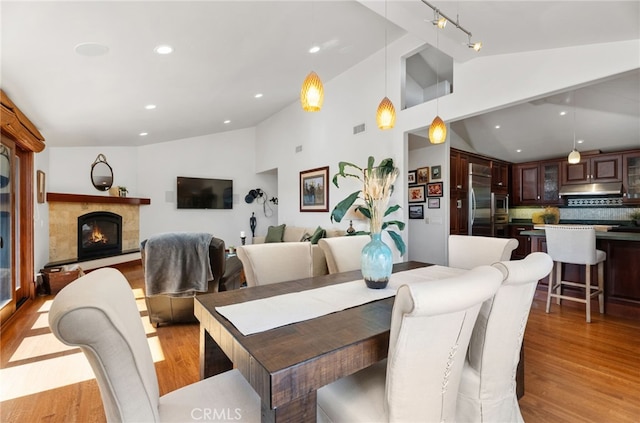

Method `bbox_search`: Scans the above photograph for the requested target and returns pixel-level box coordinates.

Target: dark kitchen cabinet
[511,160,561,206]
[622,150,640,204]
[491,161,509,194]
[561,153,622,185]
[509,224,533,259]
[450,149,469,235]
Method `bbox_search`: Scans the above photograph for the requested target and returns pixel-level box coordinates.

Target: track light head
[467,35,482,51]
[431,12,447,28]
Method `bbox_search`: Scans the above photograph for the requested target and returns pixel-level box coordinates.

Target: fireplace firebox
[77,211,122,260]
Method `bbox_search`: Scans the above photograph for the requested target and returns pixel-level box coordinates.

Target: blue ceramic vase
[361,232,392,289]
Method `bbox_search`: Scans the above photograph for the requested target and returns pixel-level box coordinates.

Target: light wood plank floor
[1,261,639,422]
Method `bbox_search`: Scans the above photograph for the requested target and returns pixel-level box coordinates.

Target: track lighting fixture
[422,0,482,52]
[432,11,447,29]
[467,35,483,52]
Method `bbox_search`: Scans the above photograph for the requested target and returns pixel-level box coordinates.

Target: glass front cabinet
[623,151,640,204]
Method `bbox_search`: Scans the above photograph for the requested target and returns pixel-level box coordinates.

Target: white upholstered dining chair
[316,265,504,423]
[48,268,260,422]
[237,241,313,286]
[456,252,553,423]
[448,235,519,270]
[544,225,606,323]
[318,235,371,274]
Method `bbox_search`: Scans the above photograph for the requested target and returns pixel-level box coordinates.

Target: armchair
[141,234,243,326]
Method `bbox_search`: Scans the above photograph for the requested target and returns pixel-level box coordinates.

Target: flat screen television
[176,176,233,209]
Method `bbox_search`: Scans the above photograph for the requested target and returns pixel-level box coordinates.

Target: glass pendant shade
[300,71,324,112]
[429,115,447,144]
[568,149,581,164]
[376,97,396,130]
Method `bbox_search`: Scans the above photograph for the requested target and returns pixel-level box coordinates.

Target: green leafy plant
[630,210,640,223]
[330,156,406,255]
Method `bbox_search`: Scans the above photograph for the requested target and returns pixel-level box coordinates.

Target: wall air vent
[353,123,365,135]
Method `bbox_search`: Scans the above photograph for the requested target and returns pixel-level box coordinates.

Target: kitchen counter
[521,229,640,242]
[522,229,640,320]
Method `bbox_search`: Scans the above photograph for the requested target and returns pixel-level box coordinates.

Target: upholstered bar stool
[544,225,606,323]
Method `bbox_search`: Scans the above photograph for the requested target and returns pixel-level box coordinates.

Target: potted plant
[330,156,405,289]
[118,186,128,197]
[630,210,640,226]
[540,206,558,224]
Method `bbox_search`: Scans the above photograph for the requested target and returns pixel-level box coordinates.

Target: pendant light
[300,3,324,112]
[568,92,581,164]
[376,0,396,130]
[429,22,446,144]
[300,71,324,112]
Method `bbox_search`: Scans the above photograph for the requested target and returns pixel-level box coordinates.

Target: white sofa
[251,226,344,277]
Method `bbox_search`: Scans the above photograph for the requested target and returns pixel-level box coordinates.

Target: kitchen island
[521,228,640,320]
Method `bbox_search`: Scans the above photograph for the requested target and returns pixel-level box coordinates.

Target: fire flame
[90,225,108,244]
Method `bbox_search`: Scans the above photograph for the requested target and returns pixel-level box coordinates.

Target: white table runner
[215,265,465,336]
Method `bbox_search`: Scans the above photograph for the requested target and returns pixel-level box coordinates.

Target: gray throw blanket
[144,232,214,297]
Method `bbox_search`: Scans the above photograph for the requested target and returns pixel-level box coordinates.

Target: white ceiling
[2,1,639,163]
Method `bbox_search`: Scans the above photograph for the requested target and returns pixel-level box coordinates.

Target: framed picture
[408,204,424,219]
[37,170,46,203]
[428,198,440,209]
[427,182,443,197]
[407,170,417,184]
[431,165,442,180]
[416,167,429,184]
[300,166,329,212]
[408,184,426,203]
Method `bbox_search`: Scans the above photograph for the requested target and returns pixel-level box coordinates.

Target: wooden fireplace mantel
[46,192,151,205]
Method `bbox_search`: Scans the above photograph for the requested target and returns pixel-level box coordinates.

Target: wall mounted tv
[176,177,233,209]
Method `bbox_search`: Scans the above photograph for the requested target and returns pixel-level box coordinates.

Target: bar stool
[544,225,605,322]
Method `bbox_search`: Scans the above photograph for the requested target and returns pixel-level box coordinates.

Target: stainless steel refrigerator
[468,163,492,236]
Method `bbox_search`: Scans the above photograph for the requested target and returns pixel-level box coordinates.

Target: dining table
[194,261,463,422]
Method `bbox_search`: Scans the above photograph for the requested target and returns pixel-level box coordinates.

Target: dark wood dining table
[194,261,427,423]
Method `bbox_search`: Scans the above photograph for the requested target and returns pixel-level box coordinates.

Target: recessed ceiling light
[309,46,320,54]
[139,132,148,136]
[559,111,567,116]
[154,45,173,55]
[516,149,522,153]
[224,120,231,124]
[254,93,263,98]
[74,42,109,57]
[494,125,501,129]
[145,104,156,110]
[577,139,584,144]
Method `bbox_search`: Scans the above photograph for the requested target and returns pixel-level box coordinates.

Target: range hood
[559,182,623,197]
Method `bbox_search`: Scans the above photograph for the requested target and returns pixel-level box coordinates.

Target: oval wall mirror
[91,154,113,191]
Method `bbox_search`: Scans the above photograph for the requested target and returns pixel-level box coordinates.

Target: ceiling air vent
[353,123,365,135]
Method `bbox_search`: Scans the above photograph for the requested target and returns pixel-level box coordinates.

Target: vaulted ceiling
[2,1,639,163]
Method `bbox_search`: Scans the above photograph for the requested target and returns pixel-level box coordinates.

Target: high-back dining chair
[448,235,519,269]
[456,252,553,422]
[48,268,260,422]
[318,235,371,274]
[544,225,606,322]
[237,242,313,286]
[316,265,504,422]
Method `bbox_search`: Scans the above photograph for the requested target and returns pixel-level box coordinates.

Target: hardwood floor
[1,261,639,422]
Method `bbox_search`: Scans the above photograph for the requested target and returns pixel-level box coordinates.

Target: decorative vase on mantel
[361,232,393,289]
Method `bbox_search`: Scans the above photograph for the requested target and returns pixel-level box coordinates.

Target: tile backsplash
[511,207,640,222]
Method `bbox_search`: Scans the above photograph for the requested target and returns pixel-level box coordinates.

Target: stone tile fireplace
[47,193,148,263]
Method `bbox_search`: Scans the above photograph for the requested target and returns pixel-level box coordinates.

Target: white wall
[48,147,138,196]
[136,127,278,247]
[33,148,50,271]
